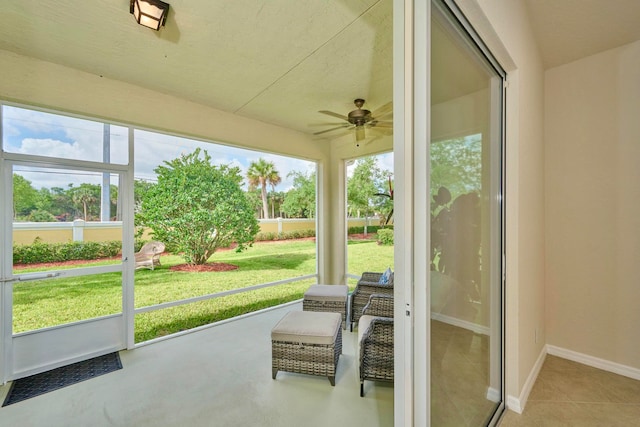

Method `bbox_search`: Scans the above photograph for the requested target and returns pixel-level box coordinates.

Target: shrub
[27,210,57,222]
[136,149,259,265]
[13,239,122,265]
[255,229,315,242]
[347,225,394,235]
[377,228,394,245]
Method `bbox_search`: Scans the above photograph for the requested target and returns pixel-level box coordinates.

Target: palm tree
[72,187,97,221]
[246,159,281,219]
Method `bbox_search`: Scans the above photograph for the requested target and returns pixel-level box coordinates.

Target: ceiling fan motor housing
[348,99,372,125]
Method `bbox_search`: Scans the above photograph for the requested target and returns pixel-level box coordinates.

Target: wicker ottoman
[271,311,342,386]
[302,284,349,329]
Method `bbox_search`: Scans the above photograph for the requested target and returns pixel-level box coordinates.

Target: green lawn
[13,238,393,342]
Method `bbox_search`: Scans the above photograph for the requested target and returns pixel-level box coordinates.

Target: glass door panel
[430,2,504,425]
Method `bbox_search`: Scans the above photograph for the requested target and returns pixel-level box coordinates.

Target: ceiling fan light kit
[314,98,392,145]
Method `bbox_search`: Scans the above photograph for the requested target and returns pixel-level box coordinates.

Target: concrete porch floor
[0,302,393,427]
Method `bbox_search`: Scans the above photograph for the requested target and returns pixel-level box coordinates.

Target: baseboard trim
[430,313,490,335]
[486,386,500,403]
[506,395,522,414]
[546,345,640,381]
[506,345,547,414]
[506,345,640,415]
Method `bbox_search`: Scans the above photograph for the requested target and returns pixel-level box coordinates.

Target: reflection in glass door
[430,1,505,425]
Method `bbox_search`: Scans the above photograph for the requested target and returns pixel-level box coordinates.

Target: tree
[268,191,285,218]
[347,157,384,218]
[133,179,156,213]
[282,170,316,218]
[70,184,99,221]
[49,186,75,221]
[244,188,263,218]
[12,174,39,219]
[27,209,57,222]
[430,136,481,211]
[246,158,281,219]
[137,148,259,265]
[374,174,394,225]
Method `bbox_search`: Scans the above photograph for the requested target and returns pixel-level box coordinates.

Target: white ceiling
[0,0,393,138]
[0,0,639,137]
[524,0,640,69]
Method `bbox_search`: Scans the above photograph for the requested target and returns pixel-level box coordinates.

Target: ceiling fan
[313,99,392,144]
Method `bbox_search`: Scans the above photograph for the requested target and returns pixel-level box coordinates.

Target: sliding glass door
[430,1,505,425]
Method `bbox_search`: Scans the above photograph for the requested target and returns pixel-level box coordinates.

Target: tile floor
[499,355,640,426]
[431,320,499,426]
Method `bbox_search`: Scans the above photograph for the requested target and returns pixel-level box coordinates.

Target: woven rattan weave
[350,271,394,331]
[272,327,342,386]
[303,299,347,329]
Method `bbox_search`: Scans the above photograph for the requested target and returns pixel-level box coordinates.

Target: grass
[12,237,393,342]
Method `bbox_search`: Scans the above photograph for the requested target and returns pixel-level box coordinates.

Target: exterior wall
[12,224,73,244]
[460,0,547,409]
[12,218,382,245]
[83,225,122,243]
[545,41,640,370]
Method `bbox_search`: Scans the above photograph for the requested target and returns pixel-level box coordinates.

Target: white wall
[545,40,640,370]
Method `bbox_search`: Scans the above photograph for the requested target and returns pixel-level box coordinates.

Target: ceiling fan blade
[355,126,366,141]
[308,122,347,127]
[371,102,393,118]
[318,110,349,121]
[370,127,393,136]
[313,124,351,135]
[372,122,393,128]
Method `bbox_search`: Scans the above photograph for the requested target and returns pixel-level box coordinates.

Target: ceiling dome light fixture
[130,0,170,31]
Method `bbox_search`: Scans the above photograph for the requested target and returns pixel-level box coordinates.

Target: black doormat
[2,352,122,406]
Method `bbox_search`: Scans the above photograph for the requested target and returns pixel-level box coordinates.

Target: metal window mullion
[6,153,129,174]
[0,105,13,383]
[123,127,135,349]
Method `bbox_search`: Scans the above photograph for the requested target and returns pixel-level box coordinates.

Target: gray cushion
[303,284,348,301]
[271,311,341,345]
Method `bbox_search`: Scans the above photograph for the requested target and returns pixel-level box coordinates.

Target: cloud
[132,130,315,191]
[18,138,97,161]
[5,105,319,193]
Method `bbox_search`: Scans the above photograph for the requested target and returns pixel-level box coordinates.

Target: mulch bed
[169,262,239,273]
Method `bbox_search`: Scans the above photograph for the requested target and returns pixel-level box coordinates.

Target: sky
[4,105,392,191]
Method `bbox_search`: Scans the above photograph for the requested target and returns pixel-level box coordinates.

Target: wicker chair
[350,271,394,331]
[358,293,394,397]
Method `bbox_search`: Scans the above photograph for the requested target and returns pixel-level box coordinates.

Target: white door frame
[0,122,133,382]
[393,0,432,424]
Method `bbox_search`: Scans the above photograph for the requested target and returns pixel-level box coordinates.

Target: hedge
[13,239,123,265]
[255,229,315,241]
[14,226,386,264]
[347,225,394,235]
